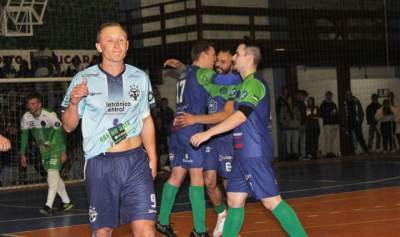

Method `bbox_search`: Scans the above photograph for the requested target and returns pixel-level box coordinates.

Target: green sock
[189,186,206,232]
[222,207,244,237]
[214,203,226,214]
[158,182,179,225]
[272,200,308,237]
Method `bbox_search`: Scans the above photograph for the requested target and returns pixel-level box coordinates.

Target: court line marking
[0,213,88,224]
[240,217,400,234]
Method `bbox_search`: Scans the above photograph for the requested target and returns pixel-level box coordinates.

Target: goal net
[0,78,84,189]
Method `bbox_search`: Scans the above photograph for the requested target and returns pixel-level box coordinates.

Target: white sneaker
[213,209,227,237]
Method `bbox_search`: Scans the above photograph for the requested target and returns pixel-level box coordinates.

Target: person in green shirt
[20,93,73,216]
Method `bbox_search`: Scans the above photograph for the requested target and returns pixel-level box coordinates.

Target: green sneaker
[58,202,74,212]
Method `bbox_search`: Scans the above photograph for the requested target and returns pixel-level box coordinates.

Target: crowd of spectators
[276,87,400,161]
[0,48,100,78]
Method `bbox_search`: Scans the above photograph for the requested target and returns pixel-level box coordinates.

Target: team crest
[89,206,98,223]
[129,85,140,101]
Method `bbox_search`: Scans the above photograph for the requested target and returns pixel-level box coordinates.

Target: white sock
[46,169,60,208]
[57,177,70,204]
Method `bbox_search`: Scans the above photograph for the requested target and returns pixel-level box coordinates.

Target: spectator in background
[17,59,32,78]
[295,90,307,159]
[1,56,17,78]
[394,100,400,151]
[375,99,396,154]
[276,86,289,160]
[320,91,339,157]
[65,56,85,77]
[31,47,60,77]
[88,54,101,67]
[279,96,301,160]
[366,94,381,152]
[388,92,397,150]
[158,97,174,170]
[305,96,320,159]
[344,91,369,154]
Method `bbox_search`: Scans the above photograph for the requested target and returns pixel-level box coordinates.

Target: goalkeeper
[20,93,73,216]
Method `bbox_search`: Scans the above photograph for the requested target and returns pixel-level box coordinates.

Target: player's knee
[204,176,217,190]
[132,221,155,237]
[94,227,113,237]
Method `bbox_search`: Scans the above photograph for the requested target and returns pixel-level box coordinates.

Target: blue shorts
[169,134,205,169]
[85,147,156,230]
[204,139,234,178]
[227,154,279,200]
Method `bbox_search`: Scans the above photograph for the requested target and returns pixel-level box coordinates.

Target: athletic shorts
[84,147,156,230]
[169,134,205,169]
[227,154,279,200]
[41,151,62,171]
[203,139,234,178]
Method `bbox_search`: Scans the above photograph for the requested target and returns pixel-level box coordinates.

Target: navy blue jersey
[171,65,210,147]
[232,73,273,159]
[207,72,241,142]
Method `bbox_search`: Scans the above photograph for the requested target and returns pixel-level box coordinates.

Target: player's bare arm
[175,101,234,127]
[140,115,158,179]
[62,79,88,132]
[191,110,247,147]
[0,134,11,152]
[163,58,185,71]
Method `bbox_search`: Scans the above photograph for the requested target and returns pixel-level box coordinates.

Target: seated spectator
[88,54,101,67]
[31,47,60,77]
[1,56,17,78]
[17,59,32,78]
[65,56,85,77]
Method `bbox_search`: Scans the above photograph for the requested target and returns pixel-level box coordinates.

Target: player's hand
[70,79,88,105]
[175,112,195,127]
[0,134,11,152]
[21,154,27,168]
[190,131,212,147]
[163,59,184,69]
[60,153,67,164]
[150,163,157,180]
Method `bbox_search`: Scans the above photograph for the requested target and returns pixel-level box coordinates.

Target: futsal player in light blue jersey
[61,22,157,237]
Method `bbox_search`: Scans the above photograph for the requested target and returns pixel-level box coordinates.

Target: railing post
[160,4,166,46]
[195,0,203,39]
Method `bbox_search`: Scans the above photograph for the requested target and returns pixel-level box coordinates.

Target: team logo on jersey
[229,89,239,98]
[129,85,140,101]
[169,153,175,161]
[207,98,217,113]
[89,206,98,223]
[240,91,248,99]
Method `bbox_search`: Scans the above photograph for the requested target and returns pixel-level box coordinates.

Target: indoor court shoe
[190,229,210,237]
[156,222,177,237]
[39,205,53,216]
[58,202,74,212]
[213,210,227,237]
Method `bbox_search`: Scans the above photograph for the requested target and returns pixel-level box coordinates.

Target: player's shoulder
[124,64,150,84]
[21,111,32,121]
[124,64,148,77]
[41,108,56,115]
[241,74,266,95]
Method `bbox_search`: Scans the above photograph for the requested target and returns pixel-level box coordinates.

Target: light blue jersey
[61,65,153,159]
